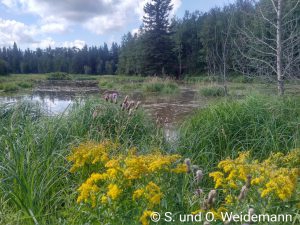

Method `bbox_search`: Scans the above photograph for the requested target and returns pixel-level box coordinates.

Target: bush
[200,86,226,97]
[178,95,300,167]
[47,72,71,80]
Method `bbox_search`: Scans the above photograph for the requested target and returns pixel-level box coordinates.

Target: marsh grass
[142,77,179,94]
[0,99,163,224]
[200,86,226,97]
[178,95,300,168]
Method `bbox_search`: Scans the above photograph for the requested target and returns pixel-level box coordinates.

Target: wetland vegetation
[0,0,300,224]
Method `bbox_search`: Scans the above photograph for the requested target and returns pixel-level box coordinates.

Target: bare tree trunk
[276,0,284,95]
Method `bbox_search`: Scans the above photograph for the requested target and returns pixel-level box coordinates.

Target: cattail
[195,170,203,183]
[184,158,191,173]
[129,108,133,116]
[248,208,254,224]
[104,94,109,102]
[246,175,252,188]
[194,188,203,196]
[92,110,98,119]
[238,185,248,201]
[191,165,199,173]
[112,93,118,104]
[207,189,217,205]
[135,101,141,109]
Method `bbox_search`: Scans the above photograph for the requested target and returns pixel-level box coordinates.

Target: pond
[0,87,210,141]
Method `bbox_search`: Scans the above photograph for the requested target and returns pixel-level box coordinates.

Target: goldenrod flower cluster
[67,140,187,224]
[209,149,299,202]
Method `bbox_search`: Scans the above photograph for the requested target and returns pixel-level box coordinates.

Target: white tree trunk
[276,0,284,95]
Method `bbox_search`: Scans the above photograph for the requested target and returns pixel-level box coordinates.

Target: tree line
[0,0,299,95]
[0,42,119,75]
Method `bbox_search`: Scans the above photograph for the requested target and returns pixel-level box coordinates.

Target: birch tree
[236,0,300,95]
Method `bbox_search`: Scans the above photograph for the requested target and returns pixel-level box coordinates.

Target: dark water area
[0,86,209,141]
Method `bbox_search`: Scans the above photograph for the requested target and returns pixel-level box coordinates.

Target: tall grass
[200,86,226,97]
[178,95,300,167]
[142,77,179,94]
[0,99,162,224]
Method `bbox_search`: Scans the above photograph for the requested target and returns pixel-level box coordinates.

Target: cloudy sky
[0,0,233,49]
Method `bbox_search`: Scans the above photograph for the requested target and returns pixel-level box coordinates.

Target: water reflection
[0,87,207,140]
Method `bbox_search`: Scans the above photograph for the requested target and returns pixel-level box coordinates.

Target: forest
[0,0,298,92]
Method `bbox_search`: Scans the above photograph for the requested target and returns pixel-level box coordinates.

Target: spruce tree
[142,0,175,76]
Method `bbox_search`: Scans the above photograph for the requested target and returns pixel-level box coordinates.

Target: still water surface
[0,87,209,141]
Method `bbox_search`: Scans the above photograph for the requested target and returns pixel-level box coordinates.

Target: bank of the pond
[0,94,299,225]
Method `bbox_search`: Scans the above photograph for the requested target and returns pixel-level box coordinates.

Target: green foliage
[0,99,162,224]
[200,86,226,97]
[179,95,300,167]
[3,83,19,92]
[0,59,9,75]
[47,72,71,80]
[17,81,33,88]
[142,78,179,94]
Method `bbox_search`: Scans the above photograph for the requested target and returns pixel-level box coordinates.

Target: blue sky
[0,0,233,49]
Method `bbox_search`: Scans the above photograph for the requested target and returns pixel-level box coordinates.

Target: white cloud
[1,0,182,35]
[0,18,36,46]
[0,0,182,48]
[30,37,55,49]
[63,40,86,49]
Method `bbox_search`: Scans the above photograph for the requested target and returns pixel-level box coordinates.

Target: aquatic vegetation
[68,140,186,224]
[200,86,226,97]
[142,77,179,94]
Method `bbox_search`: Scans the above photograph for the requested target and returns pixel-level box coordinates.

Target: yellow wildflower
[140,210,153,225]
[107,184,122,200]
[171,163,188,173]
[133,189,144,200]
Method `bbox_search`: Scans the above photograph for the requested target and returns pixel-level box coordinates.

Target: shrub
[47,72,71,80]
[200,86,226,97]
[178,95,300,167]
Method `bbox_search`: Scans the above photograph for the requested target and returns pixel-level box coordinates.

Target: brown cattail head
[238,185,248,201]
[207,189,217,205]
[194,188,204,196]
[196,170,204,183]
[124,95,129,103]
[248,208,254,224]
[129,108,133,116]
[104,94,109,102]
[92,111,98,119]
[135,101,141,110]
[246,175,252,188]
[192,165,199,173]
[184,158,191,173]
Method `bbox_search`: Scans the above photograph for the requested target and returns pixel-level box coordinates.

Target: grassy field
[0,74,299,224]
